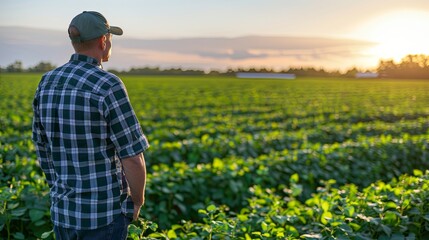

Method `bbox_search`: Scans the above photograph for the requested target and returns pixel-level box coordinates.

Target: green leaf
[381,224,392,236]
[290,173,299,183]
[301,233,323,239]
[321,211,333,225]
[206,204,216,212]
[167,229,177,238]
[29,209,45,222]
[383,211,398,224]
[198,209,208,215]
[0,214,7,225]
[349,222,361,231]
[272,215,287,225]
[171,224,182,230]
[11,207,26,217]
[7,202,19,210]
[34,220,47,226]
[237,214,249,221]
[344,206,355,217]
[321,201,330,212]
[13,232,25,240]
[339,223,353,233]
[291,184,303,197]
[148,232,166,238]
[330,221,342,227]
[385,201,397,210]
[128,224,143,236]
[41,230,53,239]
[407,207,421,215]
[413,169,423,176]
[149,222,158,231]
[285,225,299,237]
[391,233,405,240]
[276,231,285,238]
[212,158,224,169]
[261,221,268,231]
[378,235,390,240]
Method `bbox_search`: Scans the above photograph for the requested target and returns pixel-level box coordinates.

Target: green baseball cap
[69,11,123,43]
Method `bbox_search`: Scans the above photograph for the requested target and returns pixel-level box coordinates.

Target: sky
[1,0,429,71]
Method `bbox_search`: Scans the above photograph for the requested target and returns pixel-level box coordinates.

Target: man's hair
[68,26,100,51]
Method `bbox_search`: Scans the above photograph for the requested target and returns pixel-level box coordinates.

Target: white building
[236,72,296,79]
[355,72,379,78]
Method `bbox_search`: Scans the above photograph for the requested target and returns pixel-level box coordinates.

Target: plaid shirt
[32,54,149,230]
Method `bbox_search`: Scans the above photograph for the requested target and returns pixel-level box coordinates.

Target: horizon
[1,1,429,71]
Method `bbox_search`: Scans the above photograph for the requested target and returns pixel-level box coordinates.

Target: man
[32,11,149,239]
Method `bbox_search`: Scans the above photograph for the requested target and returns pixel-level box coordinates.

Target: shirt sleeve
[32,93,56,188]
[103,81,149,159]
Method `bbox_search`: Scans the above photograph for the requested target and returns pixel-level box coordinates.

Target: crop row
[142,134,428,227]
[142,113,429,142]
[132,170,429,239]
[2,114,427,168]
[144,127,428,166]
[0,139,429,239]
[3,104,427,145]
[2,133,427,238]
[137,105,429,134]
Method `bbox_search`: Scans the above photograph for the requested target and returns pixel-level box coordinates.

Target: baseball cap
[69,11,123,43]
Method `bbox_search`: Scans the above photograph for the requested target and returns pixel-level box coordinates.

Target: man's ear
[99,35,107,50]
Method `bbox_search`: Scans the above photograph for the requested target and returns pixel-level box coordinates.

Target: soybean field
[1,73,428,239]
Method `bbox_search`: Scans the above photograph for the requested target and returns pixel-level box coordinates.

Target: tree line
[2,54,429,79]
[0,61,57,73]
[377,54,429,79]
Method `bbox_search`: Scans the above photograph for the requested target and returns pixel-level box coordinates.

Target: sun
[355,10,429,62]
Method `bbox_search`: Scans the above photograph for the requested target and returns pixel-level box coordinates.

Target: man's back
[33,53,149,230]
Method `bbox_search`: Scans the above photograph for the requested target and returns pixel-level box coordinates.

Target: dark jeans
[53,214,132,240]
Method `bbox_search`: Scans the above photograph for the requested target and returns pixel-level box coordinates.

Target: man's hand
[122,153,147,221]
[133,204,142,221]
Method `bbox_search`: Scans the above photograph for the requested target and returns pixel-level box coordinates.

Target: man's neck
[76,50,102,65]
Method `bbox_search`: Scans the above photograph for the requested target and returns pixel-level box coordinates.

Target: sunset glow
[355,10,429,62]
[2,1,429,70]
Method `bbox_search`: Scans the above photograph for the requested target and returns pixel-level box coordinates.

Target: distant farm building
[236,72,296,79]
[355,72,379,78]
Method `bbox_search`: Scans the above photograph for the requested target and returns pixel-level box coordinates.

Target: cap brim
[109,26,123,35]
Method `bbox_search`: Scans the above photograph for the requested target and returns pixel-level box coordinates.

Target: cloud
[0,26,377,70]
[113,35,376,69]
[190,49,269,59]
[116,36,374,60]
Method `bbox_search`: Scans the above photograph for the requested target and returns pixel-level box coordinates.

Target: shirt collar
[69,53,101,68]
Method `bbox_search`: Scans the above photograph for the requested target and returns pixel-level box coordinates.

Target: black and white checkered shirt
[32,54,149,230]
